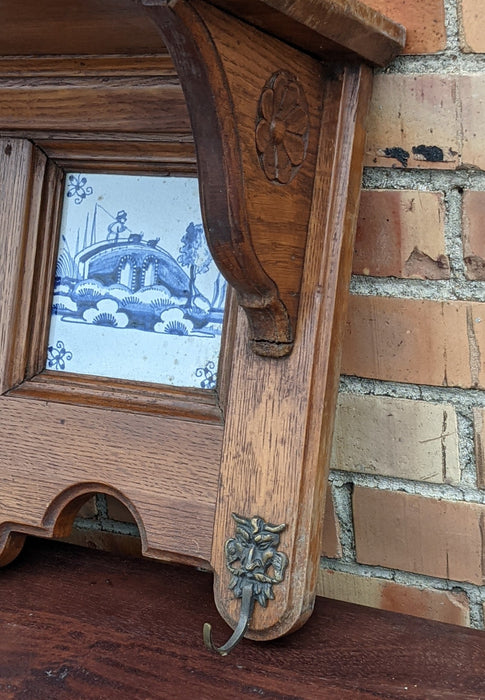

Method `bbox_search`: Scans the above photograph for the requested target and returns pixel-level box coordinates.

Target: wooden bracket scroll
[140,0,404,358]
[0,0,404,650]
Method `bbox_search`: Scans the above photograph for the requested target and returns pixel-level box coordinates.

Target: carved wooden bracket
[136,0,405,642]
[140,0,404,357]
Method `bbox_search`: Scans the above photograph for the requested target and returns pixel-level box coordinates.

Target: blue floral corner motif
[195,361,217,390]
[66,174,93,205]
[47,341,73,370]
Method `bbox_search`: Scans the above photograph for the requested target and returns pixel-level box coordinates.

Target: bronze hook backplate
[204,513,288,655]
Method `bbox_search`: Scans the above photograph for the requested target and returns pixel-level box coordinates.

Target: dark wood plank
[204,0,406,66]
[0,0,167,56]
[0,538,484,699]
[0,77,190,135]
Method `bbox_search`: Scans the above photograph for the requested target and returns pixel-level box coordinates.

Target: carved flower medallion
[255,70,310,185]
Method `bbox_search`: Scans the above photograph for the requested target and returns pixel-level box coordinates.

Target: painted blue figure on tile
[48,173,226,388]
[52,202,225,336]
[107,210,128,242]
[195,361,217,390]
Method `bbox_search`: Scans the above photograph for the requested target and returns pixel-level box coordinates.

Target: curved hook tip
[203,584,255,656]
[203,622,229,656]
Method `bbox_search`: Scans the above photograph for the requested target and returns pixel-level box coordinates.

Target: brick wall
[69,0,485,631]
[319,0,485,630]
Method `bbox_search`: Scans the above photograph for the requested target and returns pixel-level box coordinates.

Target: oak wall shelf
[0,0,404,652]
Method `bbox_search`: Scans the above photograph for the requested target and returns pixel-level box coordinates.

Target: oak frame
[0,53,236,567]
[0,134,231,569]
[0,0,404,645]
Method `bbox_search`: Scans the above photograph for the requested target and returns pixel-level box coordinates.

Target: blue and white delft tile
[47,173,226,389]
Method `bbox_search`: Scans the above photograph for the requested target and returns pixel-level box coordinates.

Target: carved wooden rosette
[143,0,324,358]
[255,70,310,186]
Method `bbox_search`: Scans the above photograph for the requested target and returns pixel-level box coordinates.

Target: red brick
[461,77,485,171]
[331,394,460,484]
[463,191,485,280]
[106,495,137,525]
[341,296,485,389]
[354,190,449,279]
[353,488,485,584]
[365,75,460,169]
[365,0,446,54]
[317,569,470,627]
[473,408,485,489]
[322,489,342,559]
[366,75,485,171]
[460,0,485,52]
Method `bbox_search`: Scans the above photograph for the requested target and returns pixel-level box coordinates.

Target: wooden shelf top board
[204,0,406,66]
[0,0,166,57]
[1,0,404,66]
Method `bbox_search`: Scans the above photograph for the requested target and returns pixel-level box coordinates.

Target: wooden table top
[0,538,484,699]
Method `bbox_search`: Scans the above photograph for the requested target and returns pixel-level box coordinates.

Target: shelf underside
[0,0,404,66]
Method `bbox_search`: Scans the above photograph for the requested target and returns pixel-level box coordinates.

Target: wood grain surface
[0,77,190,135]
[0,0,405,66]
[0,54,193,172]
[0,538,483,700]
[33,140,197,176]
[0,394,222,566]
[0,55,177,77]
[0,0,168,56]
[206,0,406,66]
[211,64,373,639]
[195,0,325,351]
[0,139,51,393]
[13,372,224,423]
[143,0,326,354]
[24,160,65,380]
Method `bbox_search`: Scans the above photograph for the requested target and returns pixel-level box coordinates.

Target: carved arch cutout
[0,484,146,568]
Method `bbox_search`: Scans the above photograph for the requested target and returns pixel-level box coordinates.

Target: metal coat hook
[203,514,288,656]
[203,583,255,656]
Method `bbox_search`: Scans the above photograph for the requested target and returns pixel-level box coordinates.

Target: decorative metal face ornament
[225,514,288,607]
[204,513,288,655]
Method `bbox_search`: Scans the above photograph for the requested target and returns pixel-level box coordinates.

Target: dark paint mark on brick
[413,145,444,162]
[384,147,409,167]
